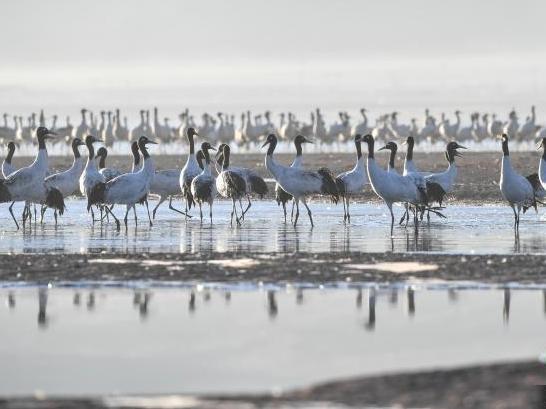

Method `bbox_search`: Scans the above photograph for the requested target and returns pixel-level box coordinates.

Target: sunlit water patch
[0,200,545,255]
[1,286,544,395]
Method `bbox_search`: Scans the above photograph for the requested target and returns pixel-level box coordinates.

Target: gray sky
[2,0,544,64]
[2,0,545,122]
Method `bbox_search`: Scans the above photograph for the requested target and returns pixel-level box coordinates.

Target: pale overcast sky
[2,0,544,64]
[1,0,545,120]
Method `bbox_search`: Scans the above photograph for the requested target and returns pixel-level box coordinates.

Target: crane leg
[209,202,213,224]
[124,206,130,229]
[152,197,166,220]
[511,205,518,230]
[290,200,295,222]
[230,200,234,226]
[144,200,152,227]
[54,210,58,226]
[346,197,351,223]
[238,200,245,220]
[8,202,19,230]
[199,202,203,223]
[399,203,408,225]
[301,198,314,227]
[282,201,287,223]
[168,196,191,218]
[40,205,47,224]
[293,199,300,227]
[342,196,347,222]
[387,202,395,237]
[243,196,252,217]
[104,205,120,230]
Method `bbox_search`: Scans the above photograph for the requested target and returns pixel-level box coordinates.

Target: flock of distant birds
[1,106,546,146]
[0,106,546,233]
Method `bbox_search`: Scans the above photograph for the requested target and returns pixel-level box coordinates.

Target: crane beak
[209,146,217,151]
[303,137,314,144]
[456,144,467,149]
[146,140,158,145]
[261,140,270,148]
[378,146,387,151]
[45,131,57,139]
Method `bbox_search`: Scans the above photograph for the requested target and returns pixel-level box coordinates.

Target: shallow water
[1,286,544,395]
[0,200,545,255]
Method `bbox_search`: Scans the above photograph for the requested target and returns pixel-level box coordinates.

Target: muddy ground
[1,251,545,285]
[10,151,543,203]
[2,361,544,408]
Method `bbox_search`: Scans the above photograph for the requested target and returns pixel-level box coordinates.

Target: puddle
[1,286,545,396]
[344,262,439,273]
[0,200,546,255]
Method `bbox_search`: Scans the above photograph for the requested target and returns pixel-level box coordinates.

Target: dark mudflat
[2,361,544,408]
[1,251,546,285]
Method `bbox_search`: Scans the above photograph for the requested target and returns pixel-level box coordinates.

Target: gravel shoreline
[1,251,545,285]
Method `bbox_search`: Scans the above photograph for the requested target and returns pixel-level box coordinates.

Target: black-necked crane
[336,134,368,222]
[179,127,200,217]
[0,127,65,229]
[275,135,312,222]
[215,144,250,226]
[191,142,217,223]
[262,134,339,227]
[361,134,427,235]
[42,138,86,222]
[87,136,157,230]
[96,147,122,182]
[499,134,541,231]
[2,141,17,178]
[79,134,105,223]
[216,143,268,218]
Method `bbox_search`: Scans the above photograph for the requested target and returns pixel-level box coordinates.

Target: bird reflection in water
[296,288,304,305]
[139,292,151,319]
[503,288,510,323]
[365,288,376,331]
[448,288,459,303]
[87,292,95,310]
[407,287,416,316]
[133,291,141,306]
[73,292,81,306]
[8,292,15,308]
[355,288,363,309]
[37,289,48,328]
[188,292,196,313]
[389,289,398,305]
[267,290,278,319]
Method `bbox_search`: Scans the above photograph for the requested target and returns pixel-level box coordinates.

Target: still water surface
[1,286,544,395]
[0,200,545,254]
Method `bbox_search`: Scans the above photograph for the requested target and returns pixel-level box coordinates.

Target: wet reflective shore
[1,286,545,396]
[1,200,546,255]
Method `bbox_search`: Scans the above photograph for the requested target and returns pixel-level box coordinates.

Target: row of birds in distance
[0,124,545,233]
[0,106,545,147]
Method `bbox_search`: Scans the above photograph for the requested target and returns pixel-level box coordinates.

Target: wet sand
[2,361,543,408]
[1,251,546,285]
[11,151,542,203]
